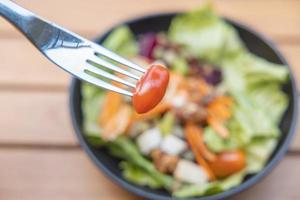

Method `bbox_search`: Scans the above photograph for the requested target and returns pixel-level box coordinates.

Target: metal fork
[0,0,146,96]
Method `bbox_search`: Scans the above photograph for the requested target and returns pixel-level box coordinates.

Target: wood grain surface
[0,0,299,199]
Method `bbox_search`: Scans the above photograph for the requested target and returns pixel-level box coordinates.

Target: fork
[0,0,146,96]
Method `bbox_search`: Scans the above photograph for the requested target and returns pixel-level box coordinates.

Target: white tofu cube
[160,135,187,155]
[174,160,209,184]
[137,128,162,155]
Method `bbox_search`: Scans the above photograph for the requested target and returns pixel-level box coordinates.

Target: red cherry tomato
[208,150,246,178]
[132,64,169,114]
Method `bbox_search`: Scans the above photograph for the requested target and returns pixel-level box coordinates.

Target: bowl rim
[69,12,298,200]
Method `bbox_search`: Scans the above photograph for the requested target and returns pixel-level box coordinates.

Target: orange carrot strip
[207,117,229,138]
[208,104,231,121]
[102,104,132,141]
[185,124,216,180]
[98,91,123,126]
[191,125,217,162]
[212,96,233,107]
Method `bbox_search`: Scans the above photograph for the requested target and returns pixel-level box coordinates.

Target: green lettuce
[120,162,164,189]
[82,83,105,136]
[102,26,138,56]
[171,57,189,75]
[174,170,246,198]
[246,138,277,173]
[159,111,176,136]
[105,137,173,190]
[168,4,245,63]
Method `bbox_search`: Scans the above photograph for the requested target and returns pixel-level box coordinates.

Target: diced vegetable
[127,121,150,137]
[160,135,187,156]
[138,33,158,59]
[208,150,246,178]
[137,128,162,154]
[174,159,209,184]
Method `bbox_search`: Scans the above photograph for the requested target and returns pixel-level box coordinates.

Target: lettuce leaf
[102,26,138,56]
[120,161,164,188]
[173,182,221,198]
[82,83,105,136]
[106,137,174,189]
[168,4,245,63]
[173,170,246,198]
[246,138,277,173]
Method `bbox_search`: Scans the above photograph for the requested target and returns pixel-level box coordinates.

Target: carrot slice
[102,104,132,141]
[212,96,233,107]
[131,102,171,122]
[185,123,216,180]
[191,125,216,162]
[98,91,123,126]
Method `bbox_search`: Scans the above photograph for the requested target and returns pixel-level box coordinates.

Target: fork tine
[89,55,140,80]
[85,62,136,88]
[91,43,147,73]
[80,73,133,96]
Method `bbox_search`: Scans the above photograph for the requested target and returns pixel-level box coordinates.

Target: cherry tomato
[132,64,169,114]
[208,150,246,178]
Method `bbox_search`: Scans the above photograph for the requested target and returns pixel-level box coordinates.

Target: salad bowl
[70,12,298,200]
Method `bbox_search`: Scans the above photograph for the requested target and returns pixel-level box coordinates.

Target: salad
[82,5,289,198]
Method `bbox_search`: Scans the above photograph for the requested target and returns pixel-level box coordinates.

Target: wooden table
[0,0,299,199]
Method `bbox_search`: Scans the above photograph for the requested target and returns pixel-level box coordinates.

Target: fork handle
[0,0,35,34]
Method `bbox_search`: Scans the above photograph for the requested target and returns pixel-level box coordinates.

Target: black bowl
[69,13,298,200]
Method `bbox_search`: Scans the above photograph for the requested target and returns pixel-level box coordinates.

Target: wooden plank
[0,38,69,89]
[0,91,76,145]
[0,149,298,200]
[0,149,141,200]
[0,0,300,41]
[0,40,299,89]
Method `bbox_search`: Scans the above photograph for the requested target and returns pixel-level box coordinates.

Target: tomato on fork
[132,64,169,114]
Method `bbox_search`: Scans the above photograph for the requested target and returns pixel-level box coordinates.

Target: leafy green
[168,4,245,63]
[204,127,237,153]
[105,137,174,189]
[173,182,221,198]
[246,138,277,173]
[171,57,189,75]
[159,112,176,136]
[173,170,245,198]
[102,26,138,56]
[82,83,105,136]
[120,162,163,188]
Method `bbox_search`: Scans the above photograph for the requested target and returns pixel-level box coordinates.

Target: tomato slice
[132,64,169,114]
[208,150,246,178]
